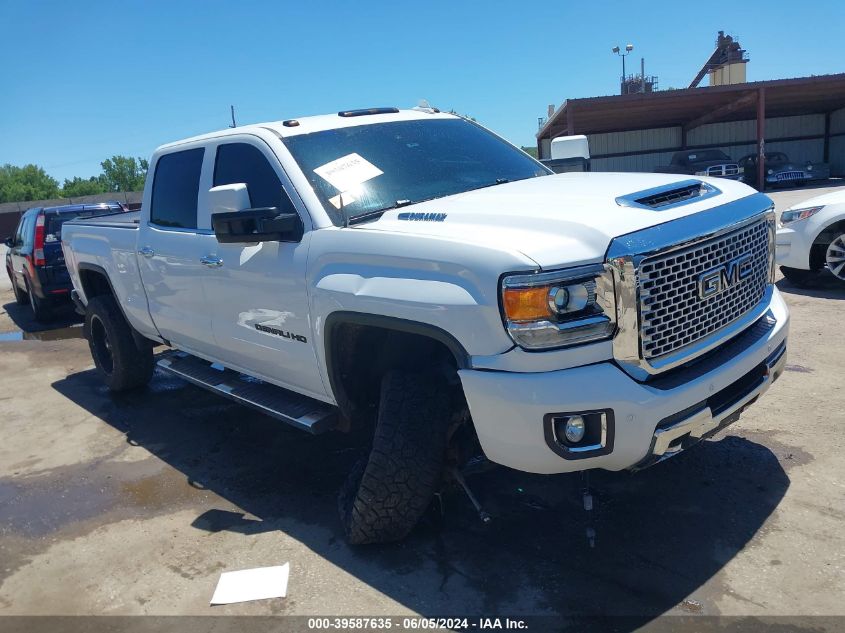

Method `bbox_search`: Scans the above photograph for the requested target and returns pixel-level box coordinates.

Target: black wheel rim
[90,315,114,375]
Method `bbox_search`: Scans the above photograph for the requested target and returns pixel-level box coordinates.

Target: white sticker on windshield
[314,153,383,192]
[328,191,358,209]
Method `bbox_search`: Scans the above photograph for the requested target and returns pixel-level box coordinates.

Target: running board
[156,351,338,434]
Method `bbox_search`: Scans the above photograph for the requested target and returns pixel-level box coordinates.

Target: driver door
[196,138,327,400]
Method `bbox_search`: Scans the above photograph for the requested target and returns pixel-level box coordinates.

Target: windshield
[283,118,550,224]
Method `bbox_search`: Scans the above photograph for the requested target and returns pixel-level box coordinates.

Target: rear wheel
[25,277,52,321]
[10,272,27,305]
[85,295,154,392]
[826,233,845,283]
[338,370,451,544]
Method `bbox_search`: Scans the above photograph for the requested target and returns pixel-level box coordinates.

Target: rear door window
[213,142,296,212]
[13,215,26,246]
[21,213,36,248]
[150,148,204,229]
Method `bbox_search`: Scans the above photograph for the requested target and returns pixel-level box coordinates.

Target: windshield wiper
[346,181,508,227]
[347,199,415,226]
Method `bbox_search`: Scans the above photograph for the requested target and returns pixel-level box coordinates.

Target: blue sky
[2,0,843,183]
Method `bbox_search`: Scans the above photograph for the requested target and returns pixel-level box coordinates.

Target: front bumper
[776,225,810,269]
[459,286,789,474]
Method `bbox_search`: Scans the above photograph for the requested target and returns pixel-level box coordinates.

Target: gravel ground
[0,185,843,627]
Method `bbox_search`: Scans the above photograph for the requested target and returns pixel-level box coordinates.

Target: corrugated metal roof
[538,73,845,140]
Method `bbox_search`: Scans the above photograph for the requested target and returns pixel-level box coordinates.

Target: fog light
[563,415,586,443]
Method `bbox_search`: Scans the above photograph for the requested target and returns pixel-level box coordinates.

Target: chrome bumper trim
[644,340,787,464]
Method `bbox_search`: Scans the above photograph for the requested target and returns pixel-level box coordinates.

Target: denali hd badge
[697,253,754,300]
[254,323,307,343]
[397,212,447,222]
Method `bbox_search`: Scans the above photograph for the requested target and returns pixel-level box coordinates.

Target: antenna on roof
[229,105,237,128]
[412,99,440,114]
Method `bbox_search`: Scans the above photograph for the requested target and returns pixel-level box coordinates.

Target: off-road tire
[338,370,451,544]
[25,277,52,321]
[85,295,154,392]
[780,265,818,288]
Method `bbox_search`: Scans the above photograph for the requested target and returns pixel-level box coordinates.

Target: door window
[20,213,37,248]
[13,218,24,246]
[150,148,204,229]
[213,142,296,212]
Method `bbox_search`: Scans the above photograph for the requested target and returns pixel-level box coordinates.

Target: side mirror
[209,183,251,214]
[3,237,13,248]
[212,207,302,244]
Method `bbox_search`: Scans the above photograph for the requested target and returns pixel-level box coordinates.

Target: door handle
[200,255,223,268]
[138,246,155,258]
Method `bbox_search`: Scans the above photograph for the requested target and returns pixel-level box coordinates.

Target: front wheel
[338,370,451,544]
[825,233,845,283]
[85,295,154,392]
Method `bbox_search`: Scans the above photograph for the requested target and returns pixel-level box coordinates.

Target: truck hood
[359,172,758,269]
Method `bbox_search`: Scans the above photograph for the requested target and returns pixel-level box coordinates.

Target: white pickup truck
[62,107,789,543]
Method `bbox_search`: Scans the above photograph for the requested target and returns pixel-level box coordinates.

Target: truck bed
[61,210,159,341]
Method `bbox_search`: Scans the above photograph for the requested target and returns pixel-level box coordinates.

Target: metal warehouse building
[536,73,845,185]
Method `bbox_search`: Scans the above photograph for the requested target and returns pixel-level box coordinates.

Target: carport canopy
[537,74,845,187]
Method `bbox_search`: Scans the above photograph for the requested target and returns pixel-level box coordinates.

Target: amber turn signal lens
[502,286,551,322]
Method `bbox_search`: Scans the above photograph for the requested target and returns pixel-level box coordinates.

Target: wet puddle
[0,458,205,538]
[0,326,84,342]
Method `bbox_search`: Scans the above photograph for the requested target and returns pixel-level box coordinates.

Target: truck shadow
[51,367,789,624]
[775,276,845,300]
[2,299,82,333]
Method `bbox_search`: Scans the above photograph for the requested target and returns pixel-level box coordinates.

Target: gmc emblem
[697,253,754,300]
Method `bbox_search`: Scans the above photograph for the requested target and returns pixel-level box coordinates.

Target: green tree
[61,176,108,197]
[0,163,60,203]
[521,146,539,159]
[100,155,148,192]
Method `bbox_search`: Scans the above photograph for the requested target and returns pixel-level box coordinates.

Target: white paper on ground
[210,563,290,605]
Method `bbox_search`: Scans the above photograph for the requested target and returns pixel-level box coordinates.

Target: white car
[776,188,845,286]
[61,107,789,543]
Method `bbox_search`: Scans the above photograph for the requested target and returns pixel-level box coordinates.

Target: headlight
[807,165,813,171]
[501,264,615,350]
[738,166,745,174]
[767,169,774,175]
[694,170,708,176]
[780,206,824,224]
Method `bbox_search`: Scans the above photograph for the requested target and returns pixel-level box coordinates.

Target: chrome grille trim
[606,193,776,381]
[706,164,740,177]
[638,218,770,359]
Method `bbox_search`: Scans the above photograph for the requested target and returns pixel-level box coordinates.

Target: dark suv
[4,202,127,321]
[654,149,742,180]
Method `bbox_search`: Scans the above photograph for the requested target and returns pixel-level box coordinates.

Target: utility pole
[612,44,634,94]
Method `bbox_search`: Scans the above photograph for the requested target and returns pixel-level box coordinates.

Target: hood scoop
[616,179,720,211]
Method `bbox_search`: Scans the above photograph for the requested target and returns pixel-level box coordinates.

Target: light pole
[612,44,634,93]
